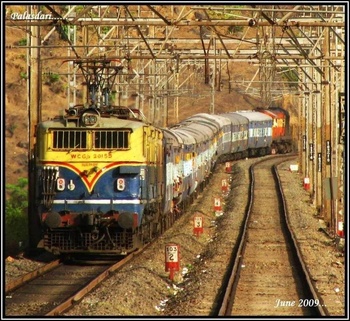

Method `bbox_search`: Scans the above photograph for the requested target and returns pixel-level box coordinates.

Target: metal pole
[322,27,332,226]
[210,38,216,114]
[28,5,42,250]
[298,89,304,175]
[315,67,322,213]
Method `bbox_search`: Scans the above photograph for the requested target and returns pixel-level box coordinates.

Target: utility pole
[27,5,42,250]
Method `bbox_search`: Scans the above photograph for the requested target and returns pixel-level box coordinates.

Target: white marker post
[193,215,203,237]
[165,244,180,281]
[214,197,222,212]
[222,179,228,193]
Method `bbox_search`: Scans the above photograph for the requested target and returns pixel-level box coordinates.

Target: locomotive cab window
[93,129,131,150]
[50,129,131,150]
[51,130,88,150]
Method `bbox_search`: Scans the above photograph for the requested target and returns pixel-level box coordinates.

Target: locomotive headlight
[81,109,100,127]
[83,114,98,126]
[57,178,65,191]
[117,178,125,191]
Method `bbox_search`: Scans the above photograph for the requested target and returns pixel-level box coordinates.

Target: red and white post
[165,244,180,281]
[193,214,203,237]
[214,197,222,212]
[222,179,228,193]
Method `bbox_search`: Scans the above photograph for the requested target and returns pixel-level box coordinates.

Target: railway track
[218,155,330,317]
[4,250,144,316]
[5,156,340,316]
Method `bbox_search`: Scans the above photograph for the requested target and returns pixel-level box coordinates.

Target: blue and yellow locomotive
[33,60,166,255]
[35,106,164,255]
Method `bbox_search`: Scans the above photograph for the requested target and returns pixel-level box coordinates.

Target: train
[29,60,293,256]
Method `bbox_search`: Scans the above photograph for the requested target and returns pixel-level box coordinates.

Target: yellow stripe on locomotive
[36,118,164,193]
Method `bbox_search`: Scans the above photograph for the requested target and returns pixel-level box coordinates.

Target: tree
[5,177,28,255]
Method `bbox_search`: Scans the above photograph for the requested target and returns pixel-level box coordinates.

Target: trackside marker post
[193,215,203,237]
[222,179,228,193]
[337,221,344,238]
[214,197,222,212]
[165,244,180,281]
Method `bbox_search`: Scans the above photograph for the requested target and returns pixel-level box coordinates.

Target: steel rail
[5,259,62,294]
[218,155,329,316]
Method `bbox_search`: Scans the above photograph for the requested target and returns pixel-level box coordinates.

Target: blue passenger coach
[235,110,273,156]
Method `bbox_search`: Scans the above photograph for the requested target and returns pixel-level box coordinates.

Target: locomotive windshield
[50,129,131,150]
[52,130,88,149]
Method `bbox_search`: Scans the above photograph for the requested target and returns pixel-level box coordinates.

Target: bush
[46,72,60,84]
[20,71,28,80]
[5,177,28,256]
[17,38,27,46]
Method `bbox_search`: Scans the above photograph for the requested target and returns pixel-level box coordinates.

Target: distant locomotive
[30,59,293,256]
[256,107,292,154]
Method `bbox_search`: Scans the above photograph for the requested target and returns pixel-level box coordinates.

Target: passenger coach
[235,110,273,156]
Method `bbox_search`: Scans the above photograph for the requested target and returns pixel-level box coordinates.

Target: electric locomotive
[256,107,293,154]
[32,60,165,255]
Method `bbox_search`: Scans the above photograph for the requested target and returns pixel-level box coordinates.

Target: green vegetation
[5,178,29,255]
[7,122,17,137]
[58,24,69,40]
[207,6,245,34]
[43,72,64,93]
[17,38,27,46]
[75,5,86,13]
[44,72,60,84]
[228,25,244,34]
[109,91,116,103]
[281,67,299,88]
[20,71,28,80]
[102,26,111,34]
[207,5,245,20]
